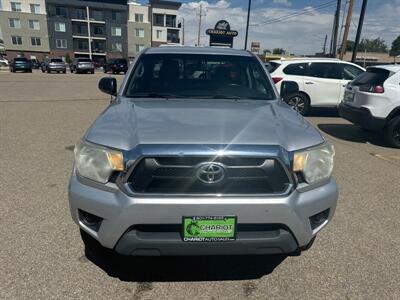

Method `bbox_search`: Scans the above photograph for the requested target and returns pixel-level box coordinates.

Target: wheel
[91,70,94,74]
[47,69,51,73]
[103,68,107,73]
[41,68,45,73]
[284,93,311,115]
[63,70,66,74]
[28,69,32,73]
[384,115,400,148]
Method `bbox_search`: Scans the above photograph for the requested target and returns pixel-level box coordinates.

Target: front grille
[127,156,291,195]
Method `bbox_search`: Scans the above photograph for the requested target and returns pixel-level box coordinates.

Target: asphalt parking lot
[1,70,399,299]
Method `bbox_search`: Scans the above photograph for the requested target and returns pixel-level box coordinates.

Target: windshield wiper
[127,93,183,99]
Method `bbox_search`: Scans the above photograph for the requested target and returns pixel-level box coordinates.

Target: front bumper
[69,174,338,256]
[339,102,386,131]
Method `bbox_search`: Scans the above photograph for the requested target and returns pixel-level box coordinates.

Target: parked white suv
[269,58,365,114]
[339,65,400,148]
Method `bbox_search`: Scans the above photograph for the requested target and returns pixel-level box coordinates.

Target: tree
[389,35,400,56]
[346,40,355,51]
[65,53,72,64]
[272,48,285,55]
[358,38,388,53]
[263,49,271,55]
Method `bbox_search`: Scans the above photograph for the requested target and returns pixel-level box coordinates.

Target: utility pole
[323,34,328,55]
[197,4,205,46]
[331,0,341,57]
[352,0,368,63]
[182,18,185,45]
[244,0,252,50]
[339,0,354,60]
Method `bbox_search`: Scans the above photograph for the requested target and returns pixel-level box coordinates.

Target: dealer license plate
[182,216,236,242]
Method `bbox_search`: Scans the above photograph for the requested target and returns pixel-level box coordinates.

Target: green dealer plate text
[182,216,236,242]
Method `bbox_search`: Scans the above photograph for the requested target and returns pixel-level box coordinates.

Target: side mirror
[280,81,299,100]
[98,77,117,96]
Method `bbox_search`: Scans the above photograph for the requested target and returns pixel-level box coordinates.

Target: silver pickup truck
[69,46,338,256]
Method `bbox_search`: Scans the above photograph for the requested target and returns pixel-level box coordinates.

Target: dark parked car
[9,57,32,73]
[103,58,128,74]
[41,58,66,73]
[30,59,41,69]
[70,58,95,74]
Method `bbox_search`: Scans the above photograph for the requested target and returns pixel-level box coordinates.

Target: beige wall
[1,0,46,14]
[0,10,50,52]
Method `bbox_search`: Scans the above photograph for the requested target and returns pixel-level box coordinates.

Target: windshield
[15,58,28,62]
[51,59,63,63]
[124,54,276,100]
[78,59,92,63]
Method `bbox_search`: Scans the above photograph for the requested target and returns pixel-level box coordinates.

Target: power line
[250,1,336,27]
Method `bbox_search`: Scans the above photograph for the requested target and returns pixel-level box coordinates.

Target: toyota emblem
[196,163,225,184]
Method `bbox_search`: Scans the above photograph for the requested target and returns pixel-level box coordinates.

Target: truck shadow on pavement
[318,123,389,147]
[84,247,287,282]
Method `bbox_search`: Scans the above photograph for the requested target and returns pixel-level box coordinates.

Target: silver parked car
[69,47,338,256]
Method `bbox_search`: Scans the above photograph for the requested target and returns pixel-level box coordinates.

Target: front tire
[284,93,311,116]
[385,116,400,148]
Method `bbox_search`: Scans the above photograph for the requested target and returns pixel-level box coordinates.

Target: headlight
[293,143,335,184]
[74,140,124,183]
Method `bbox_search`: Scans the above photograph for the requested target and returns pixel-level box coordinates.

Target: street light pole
[244,0,252,50]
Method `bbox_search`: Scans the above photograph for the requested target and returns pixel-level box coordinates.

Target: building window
[111,26,122,36]
[135,44,145,52]
[135,28,145,38]
[55,22,66,32]
[56,39,67,48]
[135,13,144,22]
[92,10,104,21]
[156,30,162,39]
[75,8,86,19]
[93,25,105,35]
[55,6,67,18]
[112,42,122,52]
[30,4,40,14]
[77,40,88,50]
[10,2,21,12]
[167,29,180,43]
[75,24,87,34]
[29,20,40,30]
[153,14,164,26]
[165,15,176,27]
[11,36,22,45]
[9,18,21,29]
[31,37,41,46]
[112,11,122,22]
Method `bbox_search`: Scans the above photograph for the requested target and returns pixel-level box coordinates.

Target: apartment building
[0,0,181,62]
[128,0,182,58]
[0,0,50,60]
[45,0,128,63]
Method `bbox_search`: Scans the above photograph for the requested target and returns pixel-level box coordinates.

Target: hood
[85,98,324,152]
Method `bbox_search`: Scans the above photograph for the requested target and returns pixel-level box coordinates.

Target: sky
[175,0,400,54]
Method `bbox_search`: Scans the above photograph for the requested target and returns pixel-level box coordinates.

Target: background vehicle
[339,65,400,148]
[0,56,9,66]
[103,58,128,74]
[9,57,32,73]
[270,58,365,114]
[69,47,338,257]
[30,59,41,69]
[70,58,95,74]
[41,58,66,73]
